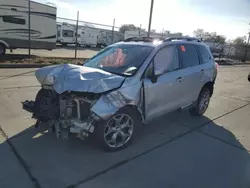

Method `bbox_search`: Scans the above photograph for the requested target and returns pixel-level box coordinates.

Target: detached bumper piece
[22,100,35,113]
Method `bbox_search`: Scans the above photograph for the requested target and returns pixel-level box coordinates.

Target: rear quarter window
[179,44,199,68]
[197,45,212,64]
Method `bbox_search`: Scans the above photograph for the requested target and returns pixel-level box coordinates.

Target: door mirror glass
[154,65,164,76]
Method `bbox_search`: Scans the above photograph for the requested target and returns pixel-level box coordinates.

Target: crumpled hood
[35,64,125,94]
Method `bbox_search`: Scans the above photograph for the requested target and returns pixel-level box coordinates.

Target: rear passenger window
[154,45,179,73]
[179,45,199,68]
[197,45,212,63]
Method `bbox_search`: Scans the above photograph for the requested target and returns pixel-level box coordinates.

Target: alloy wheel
[104,114,134,148]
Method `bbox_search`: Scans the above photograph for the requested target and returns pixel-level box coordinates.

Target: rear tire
[190,87,211,116]
[0,44,6,56]
[93,107,140,152]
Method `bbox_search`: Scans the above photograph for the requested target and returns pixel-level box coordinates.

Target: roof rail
[163,37,202,42]
[123,37,155,42]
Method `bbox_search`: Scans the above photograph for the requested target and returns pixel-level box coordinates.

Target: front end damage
[22,64,143,141]
[23,89,105,140]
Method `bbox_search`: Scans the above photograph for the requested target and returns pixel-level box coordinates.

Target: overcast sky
[35,0,250,39]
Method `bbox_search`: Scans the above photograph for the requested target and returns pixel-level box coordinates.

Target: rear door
[177,44,204,105]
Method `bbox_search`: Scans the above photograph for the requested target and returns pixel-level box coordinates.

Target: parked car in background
[22,37,218,151]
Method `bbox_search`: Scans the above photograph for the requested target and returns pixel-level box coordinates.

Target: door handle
[176,77,182,82]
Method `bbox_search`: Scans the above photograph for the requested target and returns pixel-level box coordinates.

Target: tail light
[215,62,219,70]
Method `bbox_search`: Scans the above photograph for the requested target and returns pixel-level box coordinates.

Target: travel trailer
[124,30,147,39]
[57,23,75,46]
[97,29,108,47]
[77,26,98,47]
[125,30,173,40]
[0,0,57,56]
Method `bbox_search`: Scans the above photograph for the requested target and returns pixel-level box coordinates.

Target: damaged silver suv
[23,37,217,151]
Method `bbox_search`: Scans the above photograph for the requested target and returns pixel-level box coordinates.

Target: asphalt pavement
[0,65,250,188]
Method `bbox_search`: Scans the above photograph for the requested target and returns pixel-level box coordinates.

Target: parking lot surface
[6,46,99,59]
[0,65,250,188]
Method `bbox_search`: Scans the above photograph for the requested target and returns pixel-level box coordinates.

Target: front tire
[190,87,211,116]
[93,107,139,152]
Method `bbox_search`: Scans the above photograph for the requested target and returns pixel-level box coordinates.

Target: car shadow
[1,111,250,188]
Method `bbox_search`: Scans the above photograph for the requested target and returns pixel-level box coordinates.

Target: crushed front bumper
[22,95,100,141]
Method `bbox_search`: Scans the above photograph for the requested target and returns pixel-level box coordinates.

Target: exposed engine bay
[23,88,103,140]
[22,64,144,141]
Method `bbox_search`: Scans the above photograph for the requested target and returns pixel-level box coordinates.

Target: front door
[143,45,183,121]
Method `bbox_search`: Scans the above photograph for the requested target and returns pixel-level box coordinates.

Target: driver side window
[154,45,179,74]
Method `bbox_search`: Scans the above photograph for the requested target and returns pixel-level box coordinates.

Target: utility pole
[147,0,154,37]
[111,18,115,43]
[244,24,250,63]
[28,0,31,58]
[139,24,142,37]
[74,11,79,59]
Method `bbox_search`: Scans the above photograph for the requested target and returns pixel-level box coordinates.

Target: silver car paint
[35,41,215,124]
[91,82,143,120]
[35,64,125,94]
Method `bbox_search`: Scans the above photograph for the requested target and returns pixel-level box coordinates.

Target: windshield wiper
[104,70,125,77]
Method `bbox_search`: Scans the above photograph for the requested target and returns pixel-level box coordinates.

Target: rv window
[3,16,25,25]
[62,30,74,37]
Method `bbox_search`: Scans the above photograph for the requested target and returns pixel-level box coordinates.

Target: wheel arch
[119,105,144,122]
[0,40,9,48]
[201,81,214,96]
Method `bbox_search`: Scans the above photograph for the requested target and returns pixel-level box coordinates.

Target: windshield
[83,44,153,76]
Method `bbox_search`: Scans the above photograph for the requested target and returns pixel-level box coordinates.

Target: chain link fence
[204,40,250,63]
[2,2,142,62]
[2,1,249,64]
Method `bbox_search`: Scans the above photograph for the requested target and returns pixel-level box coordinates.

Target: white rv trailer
[0,0,57,55]
[124,30,172,40]
[56,23,76,46]
[97,29,107,47]
[97,29,124,47]
[124,30,146,39]
[77,26,98,47]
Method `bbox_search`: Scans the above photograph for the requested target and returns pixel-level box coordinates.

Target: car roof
[111,40,207,47]
[113,41,159,47]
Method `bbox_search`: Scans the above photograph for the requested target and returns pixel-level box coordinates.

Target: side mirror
[154,67,164,76]
[145,61,158,83]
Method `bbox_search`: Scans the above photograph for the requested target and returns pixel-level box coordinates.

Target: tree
[233,36,246,46]
[193,28,226,44]
[193,28,205,38]
[119,24,138,34]
[215,35,226,44]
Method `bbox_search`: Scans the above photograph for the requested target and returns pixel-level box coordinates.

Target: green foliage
[233,36,246,46]
[193,28,226,44]
[119,24,142,34]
